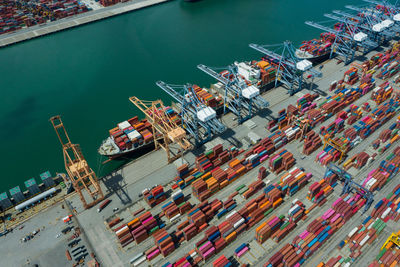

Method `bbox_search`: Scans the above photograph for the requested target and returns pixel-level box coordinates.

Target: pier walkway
[0,0,170,48]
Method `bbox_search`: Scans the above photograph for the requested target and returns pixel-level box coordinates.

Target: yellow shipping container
[257,61,269,69]
[259,201,270,210]
[220,180,228,188]
[127,218,139,227]
[225,231,237,243]
[273,198,282,208]
[202,172,212,180]
[256,222,267,232]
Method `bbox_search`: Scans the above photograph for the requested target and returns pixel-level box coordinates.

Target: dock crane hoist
[249,41,322,95]
[305,19,377,65]
[332,8,396,42]
[129,97,192,163]
[363,0,400,25]
[197,64,269,124]
[345,5,398,38]
[325,163,374,212]
[50,115,104,209]
[156,81,226,146]
[324,12,379,51]
[381,230,400,250]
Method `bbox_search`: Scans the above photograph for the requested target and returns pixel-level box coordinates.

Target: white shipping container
[233,218,245,229]
[381,207,391,219]
[226,211,237,220]
[360,235,370,247]
[170,213,181,223]
[288,204,299,216]
[348,227,358,238]
[118,121,131,130]
[133,255,146,267]
[130,253,144,264]
[115,225,129,236]
[171,189,182,198]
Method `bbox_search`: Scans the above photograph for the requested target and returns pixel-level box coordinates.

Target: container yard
[5,1,400,267]
[51,38,400,266]
[0,0,170,48]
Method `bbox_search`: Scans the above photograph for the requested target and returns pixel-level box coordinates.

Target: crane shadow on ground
[101,173,132,206]
[190,128,240,157]
[305,82,328,97]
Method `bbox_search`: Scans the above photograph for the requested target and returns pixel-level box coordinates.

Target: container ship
[100,60,275,160]
[98,106,179,159]
[295,32,335,64]
[189,84,224,115]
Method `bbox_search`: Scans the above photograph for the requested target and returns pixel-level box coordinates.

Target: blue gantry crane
[362,0,400,30]
[332,8,396,42]
[345,5,398,37]
[325,163,374,212]
[324,12,379,49]
[305,19,377,65]
[197,64,269,124]
[249,41,322,96]
[156,81,226,145]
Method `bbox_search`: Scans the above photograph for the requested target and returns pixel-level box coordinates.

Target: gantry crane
[50,116,104,209]
[324,12,380,48]
[363,0,400,24]
[305,19,377,65]
[381,230,400,250]
[156,81,226,146]
[129,97,192,163]
[249,41,322,95]
[197,64,269,124]
[325,163,374,212]
[288,114,311,139]
[345,5,398,37]
[332,8,396,42]
[322,135,349,164]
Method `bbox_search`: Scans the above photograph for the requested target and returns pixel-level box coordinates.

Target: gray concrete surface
[0,0,170,48]
[3,43,400,267]
[0,201,93,267]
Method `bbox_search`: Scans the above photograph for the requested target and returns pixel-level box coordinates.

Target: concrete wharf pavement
[73,48,395,266]
[2,43,400,267]
[0,0,170,48]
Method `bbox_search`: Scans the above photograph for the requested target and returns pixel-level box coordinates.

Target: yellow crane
[50,116,104,209]
[381,230,400,251]
[129,97,192,163]
[322,136,348,163]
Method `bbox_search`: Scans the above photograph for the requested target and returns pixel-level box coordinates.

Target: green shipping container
[150,226,159,234]
[236,184,245,192]
[376,248,386,260]
[280,221,290,230]
[264,208,273,217]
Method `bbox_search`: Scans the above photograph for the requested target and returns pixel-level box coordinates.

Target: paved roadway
[0,0,170,48]
[2,43,400,267]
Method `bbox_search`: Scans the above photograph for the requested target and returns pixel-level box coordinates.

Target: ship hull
[296,50,332,64]
[102,141,157,160]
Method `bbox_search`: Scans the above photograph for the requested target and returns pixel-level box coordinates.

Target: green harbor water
[0,0,359,193]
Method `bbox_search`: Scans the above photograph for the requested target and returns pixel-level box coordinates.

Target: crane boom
[129,96,192,163]
[50,115,104,209]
